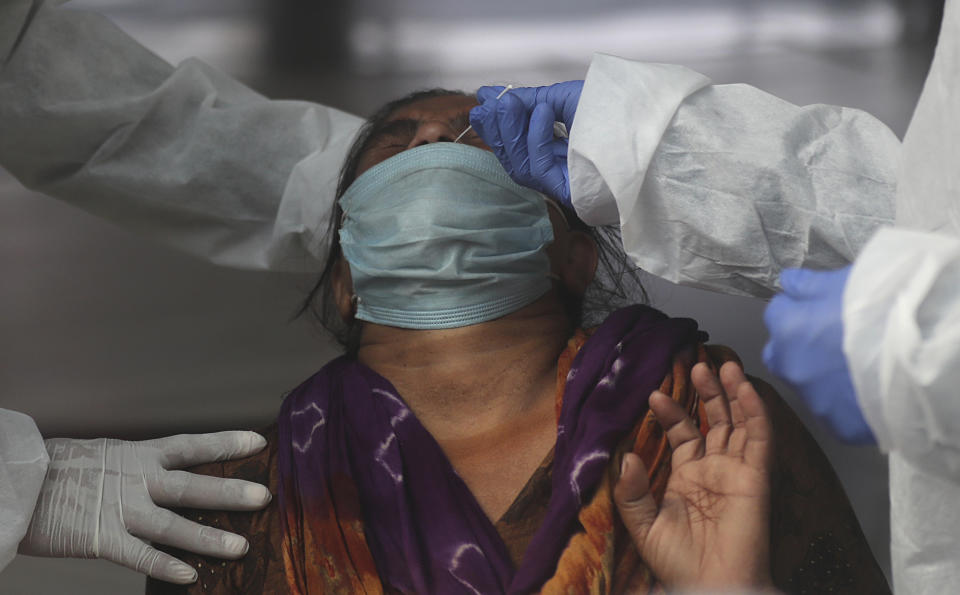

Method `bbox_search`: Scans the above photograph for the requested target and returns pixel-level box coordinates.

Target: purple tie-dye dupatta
[277,305,704,594]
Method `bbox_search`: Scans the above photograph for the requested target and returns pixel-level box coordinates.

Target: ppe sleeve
[894,0,960,237]
[843,228,960,481]
[0,0,364,272]
[0,409,49,574]
[568,53,900,298]
[888,453,960,595]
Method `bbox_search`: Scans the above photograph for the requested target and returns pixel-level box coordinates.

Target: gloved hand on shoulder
[18,431,271,584]
[469,81,584,207]
[763,267,876,444]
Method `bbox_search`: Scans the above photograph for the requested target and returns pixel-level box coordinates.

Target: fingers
[477,85,543,110]
[719,361,749,427]
[472,85,573,203]
[116,536,198,584]
[691,363,733,454]
[762,299,785,375]
[762,293,788,336]
[153,431,267,469]
[778,267,820,297]
[697,361,771,466]
[495,92,531,178]
[719,362,751,455]
[476,85,506,103]
[477,83,582,124]
[778,266,851,298]
[614,453,658,553]
[128,506,250,560]
[761,340,778,376]
[528,102,559,178]
[547,80,584,126]
[736,381,774,472]
[649,391,703,462]
[151,470,272,511]
[762,295,800,380]
[680,362,773,469]
[763,288,796,329]
[498,85,540,108]
[691,363,732,429]
[469,103,511,174]
[528,103,570,202]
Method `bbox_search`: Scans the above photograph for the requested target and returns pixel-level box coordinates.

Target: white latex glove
[18,431,271,584]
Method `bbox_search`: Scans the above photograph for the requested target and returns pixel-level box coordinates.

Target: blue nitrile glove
[763,267,876,444]
[469,81,584,207]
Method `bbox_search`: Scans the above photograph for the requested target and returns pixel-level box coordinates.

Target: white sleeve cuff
[568,53,710,227]
[0,409,49,572]
[844,228,960,479]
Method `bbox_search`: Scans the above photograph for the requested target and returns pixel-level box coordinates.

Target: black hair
[297,88,646,353]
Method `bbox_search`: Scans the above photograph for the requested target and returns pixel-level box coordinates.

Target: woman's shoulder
[191,424,278,485]
[145,424,289,594]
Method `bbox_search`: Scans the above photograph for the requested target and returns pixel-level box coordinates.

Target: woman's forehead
[385,94,479,120]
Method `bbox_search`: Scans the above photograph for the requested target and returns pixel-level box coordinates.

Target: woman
[147,90,889,594]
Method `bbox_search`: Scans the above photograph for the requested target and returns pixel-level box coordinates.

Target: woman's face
[354,95,489,177]
[332,93,598,321]
[350,93,581,270]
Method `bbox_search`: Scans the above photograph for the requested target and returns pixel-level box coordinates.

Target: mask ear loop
[336,204,360,318]
[542,195,571,231]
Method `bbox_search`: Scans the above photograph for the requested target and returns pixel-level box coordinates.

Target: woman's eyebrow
[367,110,474,146]
[367,119,419,144]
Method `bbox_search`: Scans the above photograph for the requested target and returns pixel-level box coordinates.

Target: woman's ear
[331,257,356,322]
[557,230,598,297]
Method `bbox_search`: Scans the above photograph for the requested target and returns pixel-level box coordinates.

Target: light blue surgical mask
[339,143,555,329]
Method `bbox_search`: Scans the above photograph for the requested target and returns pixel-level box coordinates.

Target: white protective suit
[0,0,362,573]
[844,0,960,591]
[568,3,960,592]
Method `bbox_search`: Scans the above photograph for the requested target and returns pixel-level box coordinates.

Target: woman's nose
[407,120,457,148]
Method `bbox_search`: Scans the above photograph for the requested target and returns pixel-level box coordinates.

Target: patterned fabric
[276,305,704,594]
[145,310,892,594]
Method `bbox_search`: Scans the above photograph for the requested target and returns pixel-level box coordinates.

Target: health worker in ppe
[469,2,960,592]
[0,0,361,584]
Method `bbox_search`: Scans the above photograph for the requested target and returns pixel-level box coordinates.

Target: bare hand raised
[614,362,776,591]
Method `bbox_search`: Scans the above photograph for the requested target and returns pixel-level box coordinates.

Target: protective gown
[568,3,960,592]
[845,0,960,591]
[0,0,361,572]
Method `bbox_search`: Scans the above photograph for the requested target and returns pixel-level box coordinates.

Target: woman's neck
[356,294,574,521]
[355,295,572,444]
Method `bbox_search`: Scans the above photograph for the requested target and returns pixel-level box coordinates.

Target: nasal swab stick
[454,84,514,143]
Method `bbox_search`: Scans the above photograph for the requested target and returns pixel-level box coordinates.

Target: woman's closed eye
[367,119,420,150]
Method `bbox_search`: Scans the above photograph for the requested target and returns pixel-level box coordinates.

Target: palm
[616,362,774,591]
